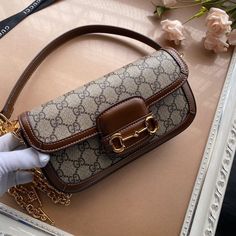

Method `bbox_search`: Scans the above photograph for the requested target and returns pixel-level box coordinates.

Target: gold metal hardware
[8,183,55,225]
[32,169,72,207]
[0,113,18,136]
[8,169,72,225]
[109,133,125,153]
[109,114,159,153]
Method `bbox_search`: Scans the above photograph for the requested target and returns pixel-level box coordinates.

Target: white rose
[204,32,229,53]
[228,29,236,45]
[161,0,177,7]
[206,8,232,35]
[161,19,185,45]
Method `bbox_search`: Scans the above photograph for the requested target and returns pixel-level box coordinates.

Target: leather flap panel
[18,48,188,153]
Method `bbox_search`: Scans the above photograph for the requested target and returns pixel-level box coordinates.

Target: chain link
[8,184,55,225]
[33,169,72,206]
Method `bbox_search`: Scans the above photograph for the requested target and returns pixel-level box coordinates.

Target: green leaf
[154,6,169,18]
[194,6,208,18]
[231,20,236,30]
[202,0,221,10]
[227,6,236,14]
[185,6,208,23]
[230,10,236,22]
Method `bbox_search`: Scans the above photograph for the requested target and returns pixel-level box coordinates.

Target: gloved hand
[0,133,50,196]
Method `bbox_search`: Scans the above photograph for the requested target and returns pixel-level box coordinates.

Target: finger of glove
[0,133,21,152]
[0,171,34,197]
[0,148,50,173]
[8,171,33,188]
[0,173,8,196]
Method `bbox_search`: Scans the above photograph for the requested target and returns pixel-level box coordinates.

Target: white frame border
[0,202,73,236]
[181,47,236,236]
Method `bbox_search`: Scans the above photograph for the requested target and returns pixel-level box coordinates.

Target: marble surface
[0,1,233,235]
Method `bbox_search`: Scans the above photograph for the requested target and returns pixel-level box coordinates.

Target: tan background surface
[0,1,232,236]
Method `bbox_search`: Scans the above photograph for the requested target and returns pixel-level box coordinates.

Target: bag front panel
[48,87,189,186]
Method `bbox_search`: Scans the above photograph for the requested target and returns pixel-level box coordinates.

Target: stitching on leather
[163,48,189,75]
[25,114,97,145]
[23,113,97,152]
[147,79,186,107]
[146,48,189,104]
[42,132,97,152]
[43,162,67,191]
[102,113,151,142]
[20,113,43,149]
[97,96,146,134]
[181,82,196,114]
[146,78,184,106]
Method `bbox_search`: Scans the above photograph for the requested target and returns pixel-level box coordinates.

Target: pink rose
[206,8,232,35]
[204,32,229,53]
[161,19,185,45]
[228,29,236,45]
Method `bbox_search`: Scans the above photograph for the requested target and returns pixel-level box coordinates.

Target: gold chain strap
[0,113,21,137]
[33,169,72,206]
[8,183,55,225]
[0,114,72,225]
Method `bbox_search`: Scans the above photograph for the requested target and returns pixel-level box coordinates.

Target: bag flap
[19,48,188,153]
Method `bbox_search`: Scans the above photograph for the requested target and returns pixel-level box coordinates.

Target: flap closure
[97,97,158,154]
[18,48,188,153]
[97,97,148,135]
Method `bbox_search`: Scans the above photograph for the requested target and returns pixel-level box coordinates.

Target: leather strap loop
[1,25,161,119]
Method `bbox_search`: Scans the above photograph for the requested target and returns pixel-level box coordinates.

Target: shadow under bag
[1,25,196,193]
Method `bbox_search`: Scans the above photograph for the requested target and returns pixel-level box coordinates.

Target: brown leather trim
[42,81,196,193]
[163,48,188,75]
[146,48,189,106]
[146,76,186,107]
[97,96,148,136]
[19,48,188,153]
[19,113,98,152]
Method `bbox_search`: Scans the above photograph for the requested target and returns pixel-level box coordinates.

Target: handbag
[0,25,196,193]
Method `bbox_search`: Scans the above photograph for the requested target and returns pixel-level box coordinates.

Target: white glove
[0,133,50,196]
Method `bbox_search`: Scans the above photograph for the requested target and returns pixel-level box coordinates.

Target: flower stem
[177,0,196,3]
[170,1,205,9]
[226,5,236,13]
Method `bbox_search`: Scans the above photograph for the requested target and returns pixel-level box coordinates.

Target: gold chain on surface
[33,169,72,207]
[0,113,72,225]
[0,113,21,139]
[8,183,55,225]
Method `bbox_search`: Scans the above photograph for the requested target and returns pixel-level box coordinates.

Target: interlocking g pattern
[50,88,189,184]
[27,50,181,143]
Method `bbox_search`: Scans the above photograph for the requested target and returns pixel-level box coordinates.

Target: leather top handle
[1,25,161,119]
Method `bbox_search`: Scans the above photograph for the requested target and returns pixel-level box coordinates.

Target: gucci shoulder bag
[0,25,196,193]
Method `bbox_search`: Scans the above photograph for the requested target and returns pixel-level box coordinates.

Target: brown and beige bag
[0,25,196,193]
